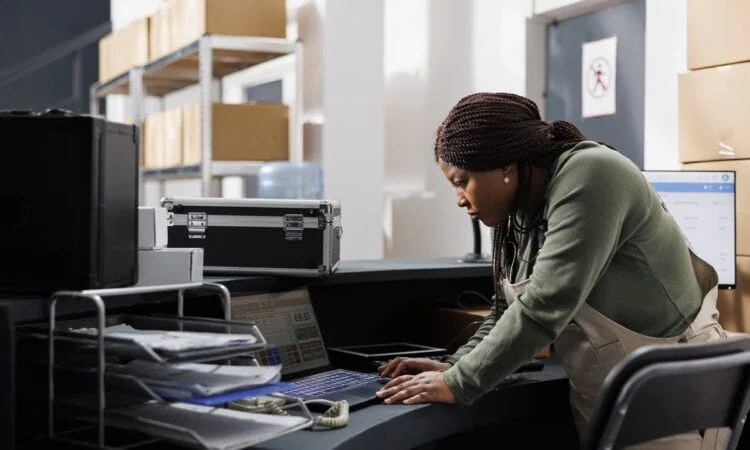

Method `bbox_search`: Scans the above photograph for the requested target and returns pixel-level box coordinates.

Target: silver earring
[504,175,510,184]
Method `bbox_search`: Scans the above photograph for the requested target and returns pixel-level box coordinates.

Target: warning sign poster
[581,36,618,118]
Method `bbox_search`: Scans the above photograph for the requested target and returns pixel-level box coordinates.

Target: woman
[376,92,727,448]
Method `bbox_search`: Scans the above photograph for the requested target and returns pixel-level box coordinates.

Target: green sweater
[443,141,704,405]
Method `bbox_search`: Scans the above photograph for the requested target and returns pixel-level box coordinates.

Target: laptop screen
[231,288,330,375]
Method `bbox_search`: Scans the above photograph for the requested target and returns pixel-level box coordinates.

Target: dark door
[545,0,646,168]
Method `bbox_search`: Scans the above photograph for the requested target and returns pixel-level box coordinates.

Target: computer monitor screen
[643,170,736,289]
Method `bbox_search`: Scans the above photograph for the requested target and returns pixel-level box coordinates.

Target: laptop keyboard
[283,369,381,400]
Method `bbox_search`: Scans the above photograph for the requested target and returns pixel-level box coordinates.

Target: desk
[208,257,492,291]
[6,258,520,450]
[256,362,573,450]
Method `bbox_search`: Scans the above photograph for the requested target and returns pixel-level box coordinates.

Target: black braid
[433,92,589,293]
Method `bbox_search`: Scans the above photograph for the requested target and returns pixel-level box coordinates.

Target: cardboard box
[135,248,204,287]
[678,63,750,163]
[138,207,170,250]
[182,103,288,164]
[681,160,750,256]
[164,108,183,168]
[687,0,750,70]
[170,0,286,51]
[143,109,183,169]
[143,112,164,169]
[149,2,173,61]
[99,17,150,82]
[419,306,551,358]
[98,35,110,82]
[716,257,750,332]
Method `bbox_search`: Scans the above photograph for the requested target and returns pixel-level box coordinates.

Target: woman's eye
[455,179,467,188]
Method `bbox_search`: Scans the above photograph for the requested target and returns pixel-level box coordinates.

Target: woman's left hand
[375,371,457,405]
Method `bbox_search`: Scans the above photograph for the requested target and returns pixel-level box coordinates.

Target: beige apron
[502,250,728,450]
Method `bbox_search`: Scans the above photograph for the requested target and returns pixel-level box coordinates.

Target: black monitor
[643,170,737,289]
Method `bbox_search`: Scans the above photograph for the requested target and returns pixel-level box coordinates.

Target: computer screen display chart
[642,170,736,288]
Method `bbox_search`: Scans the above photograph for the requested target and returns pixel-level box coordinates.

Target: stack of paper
[113,401,311,450]
[120,361,283,399]
[71,324,257,352]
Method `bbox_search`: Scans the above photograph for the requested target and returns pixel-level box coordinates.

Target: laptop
[231,288,386,410]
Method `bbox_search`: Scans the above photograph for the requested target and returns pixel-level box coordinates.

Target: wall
[534,0,631,18]
[322,0,385,260]
[0,0,109,113]
[642,0,686,170]
[384,0,533,259]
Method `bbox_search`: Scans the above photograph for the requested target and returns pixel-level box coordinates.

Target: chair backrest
[586,335,750,450]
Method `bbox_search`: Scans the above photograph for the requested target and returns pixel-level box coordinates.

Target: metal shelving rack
[90,35,304,199]
[28,281,314,449]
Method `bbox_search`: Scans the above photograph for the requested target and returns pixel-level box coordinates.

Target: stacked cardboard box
[143,109,182,169]
[98,0,287,78]
[680,0,750,331]
[142,104,289,170]
[98,17,150,83]
[149,0,287,60]
[415,307,551,359]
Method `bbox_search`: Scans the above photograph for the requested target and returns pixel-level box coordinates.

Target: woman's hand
[377,357,451,378]
[376,371,456,405]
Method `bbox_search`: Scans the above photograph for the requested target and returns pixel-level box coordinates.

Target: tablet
[327,342,446,371]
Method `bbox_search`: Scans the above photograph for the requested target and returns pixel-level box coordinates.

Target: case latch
[283,214,305,241]
[188,212,207,239]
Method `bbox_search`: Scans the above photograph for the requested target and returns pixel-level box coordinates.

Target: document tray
[23,314,267,363]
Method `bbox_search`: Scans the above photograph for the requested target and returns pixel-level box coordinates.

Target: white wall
[534,0,630,18]
[322,0,386,260]
[110,0,161,29]
[383,0,533,259]
[643,0,686,170]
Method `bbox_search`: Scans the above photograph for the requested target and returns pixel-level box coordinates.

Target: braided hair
[434,92,588,295]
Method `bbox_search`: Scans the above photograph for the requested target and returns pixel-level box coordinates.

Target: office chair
[585,334,750,450]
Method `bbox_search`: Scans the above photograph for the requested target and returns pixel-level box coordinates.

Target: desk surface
[6,258,491,324]
[255,362,569,450]
[208,257,492,292]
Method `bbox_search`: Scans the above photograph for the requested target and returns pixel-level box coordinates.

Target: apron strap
[688,248,719,299]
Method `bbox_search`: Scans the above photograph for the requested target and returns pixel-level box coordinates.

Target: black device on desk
[235,289,384,410]
[328,342,545,374]
[328,342,447,373]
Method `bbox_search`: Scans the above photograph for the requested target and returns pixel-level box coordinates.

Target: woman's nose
[457,197,468,208]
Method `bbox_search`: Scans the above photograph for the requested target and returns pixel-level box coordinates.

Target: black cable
[455,290,493,309]
[472,216,481,254]
[444,320,485,350]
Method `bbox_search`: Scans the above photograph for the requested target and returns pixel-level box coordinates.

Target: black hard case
[0,110,139,294]
[161,197,342,276]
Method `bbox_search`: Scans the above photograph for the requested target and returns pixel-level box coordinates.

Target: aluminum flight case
[162,197,342,276]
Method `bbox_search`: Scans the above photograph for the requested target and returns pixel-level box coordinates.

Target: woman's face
[438,159,518,227]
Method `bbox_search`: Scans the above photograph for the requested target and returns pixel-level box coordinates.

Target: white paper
[72,324,257,352]
[123,401,310,450]
[123,361,282,397]
[581,36,618,118]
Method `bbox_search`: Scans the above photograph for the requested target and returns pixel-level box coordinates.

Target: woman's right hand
[377,357,451,378]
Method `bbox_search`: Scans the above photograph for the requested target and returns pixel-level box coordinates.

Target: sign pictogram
[581,36,618,118]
